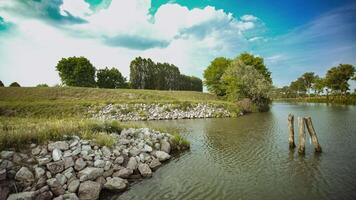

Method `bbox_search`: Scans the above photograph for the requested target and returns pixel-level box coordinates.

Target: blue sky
[0,0,355,87]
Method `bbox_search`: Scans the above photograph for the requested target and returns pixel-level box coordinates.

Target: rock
[95,176,106,185]
[81,145,92,152]
[78,167,104,182]
[143,144,153,152]
[0,169,6,181]
[160,140,171,154]
[48,141,69,151]
[101,146,111,157]
[37,157,52,166]
[103,169,114,178]
[35,190,53,200]
[103,177,127,191]
[35,167,46,179]
[67,179,80,193]
[74,158,86,171]
[149,158,161,170]
[52,148,63,161]
[129,147,140,157]
[53,196,63,200]
[15,167,34,184]
[0,150,14,159]
[63,193,79,200]
[104,161,112,171]
[64,157,74,169]
[154,143,160,150]
[72,147,81,156]
[93,160,105,168]
[112,168,133,178]
[78,181,101,200]
[119,139,130,145]
[155,151,171,161]
[47,178,65,196]
[7,191,35,200]
[46,160,65,174]
[69,140,79,148]
[126,157,137,170]
[138,163,152,177]
[114,156,124,164]
[55,173,67,185]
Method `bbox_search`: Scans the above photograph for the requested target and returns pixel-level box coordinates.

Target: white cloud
[60,0,92,18]
[241,14,258,21]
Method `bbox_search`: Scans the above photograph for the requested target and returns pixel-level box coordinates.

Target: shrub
[9,82,20,87]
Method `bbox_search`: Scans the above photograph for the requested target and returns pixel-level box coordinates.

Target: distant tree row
[129,57,202,91]
[273,64,355,98]
[203,53,273,111]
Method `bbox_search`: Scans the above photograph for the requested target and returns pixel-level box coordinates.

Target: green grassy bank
[274,95,356,105]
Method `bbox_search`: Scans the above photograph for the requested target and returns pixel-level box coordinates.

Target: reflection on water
[109,102,356,200]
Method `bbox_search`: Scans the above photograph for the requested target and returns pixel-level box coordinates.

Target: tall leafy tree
[325,64,355,94]
[290,78,306,96]
[0,80,4,87]
[203,57,231,96]
[301,72,317,95]
[97,67,127,89]
[129,57,155,89]
[238,53,272,83]
[9,82,21,87]
[312,76,325,95]
[56,56,96,87]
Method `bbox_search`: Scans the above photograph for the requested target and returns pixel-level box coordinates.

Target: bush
[97,67,128,89]
[9,82,20,87]
[0,80,4,87]
[36,84,49,87]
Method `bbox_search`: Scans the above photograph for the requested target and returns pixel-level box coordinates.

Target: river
[110,102,356,200]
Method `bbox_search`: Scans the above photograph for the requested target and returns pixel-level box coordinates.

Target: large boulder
[0,150,14,159]
[78,181,101,200]
[15,167,34,185]
[68,179,80,193]
[160,140,171,154]
[47,178,65,196]
[155,151,171,162]
[74,158,86,171]
[78,167,104,182]
[103,177,128,191]
[138,163,152,177]
[48,141,69,151]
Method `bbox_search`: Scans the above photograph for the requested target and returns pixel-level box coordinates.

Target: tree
[129,57,155,89]
[325,64,355,95]
[97,67,127,89]
[222,59,272,111]
[36,84,49,87]
[290,78,306,96]
[203,57,231,96]
[312,76,325,95]
[56,56,96,87]
[301,72,317,96]
[0,80,4,87]
[9,82,20,87]
[238,53,272,83]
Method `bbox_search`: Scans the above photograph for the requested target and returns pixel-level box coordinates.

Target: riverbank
[274,95,356,105]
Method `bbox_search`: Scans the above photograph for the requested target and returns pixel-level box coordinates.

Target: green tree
[325,64,355,95]
[312,76,325,95]
[55,56,96,87]
[129,57,155,89]
[203,57,231,96]
[222,59,272,111]
[238,53,272,83]
[36,84,49,87]
[9,82,20,87]
[97,67,127,89]
[290,77,306,96]
[301,72,317,96]
[0,80,4,87]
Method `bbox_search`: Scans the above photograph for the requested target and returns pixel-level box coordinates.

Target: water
[111,102,356,200]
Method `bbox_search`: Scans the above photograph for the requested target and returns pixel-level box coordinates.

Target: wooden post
[298,117,306,155]
[288,114,296,149]
[304,117,322,152]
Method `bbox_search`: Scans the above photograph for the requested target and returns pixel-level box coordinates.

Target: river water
[112,102,356,200]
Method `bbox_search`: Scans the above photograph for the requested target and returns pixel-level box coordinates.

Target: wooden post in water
[288,114,296,149]
[304,117,322,152]
[298,117,306,154]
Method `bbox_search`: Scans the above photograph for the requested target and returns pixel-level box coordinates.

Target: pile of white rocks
[0,128,178,200]
[91,103,231,121]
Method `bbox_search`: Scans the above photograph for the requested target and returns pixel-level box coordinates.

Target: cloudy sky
[0,0,355,87]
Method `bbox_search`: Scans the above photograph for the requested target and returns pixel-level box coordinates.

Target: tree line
[129,57,202,91]
[203,53,273,111]
[54,56,202,91]
[273,64,355,98]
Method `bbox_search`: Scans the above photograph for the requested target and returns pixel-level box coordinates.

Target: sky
[0,0,355,87]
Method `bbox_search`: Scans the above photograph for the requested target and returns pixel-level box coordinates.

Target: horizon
[0,0,355,88]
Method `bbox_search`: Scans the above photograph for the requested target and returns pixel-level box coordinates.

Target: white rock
[126,157,137,170]
[15,167,34,184]
[78,181,101,200]
[78,167,104,182]
[68,179,80,193]
[52,148,63,161]
[93,160,105,168]
[138,163,152,177]
[104,177,127,191]
[48,141,69,151]
[155,151,171,162]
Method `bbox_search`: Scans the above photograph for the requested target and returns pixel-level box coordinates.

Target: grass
[275,95,356,105]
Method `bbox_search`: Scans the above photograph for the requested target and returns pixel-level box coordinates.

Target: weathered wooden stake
[288,114,296,149]
[304,117,322,152]
[298,117,306,154]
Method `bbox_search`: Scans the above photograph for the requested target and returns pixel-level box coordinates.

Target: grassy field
[0,87,236,150]
[275,95,356,105]
[0,87,239,118]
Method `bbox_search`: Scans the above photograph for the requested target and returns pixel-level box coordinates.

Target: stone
[63,151,72,158]
[112,168,133,179]
[143,144,153,152]
[95,176,106,185]
[160,140,171,154]
[74,158,86,171]
[154,143,160,150]
[78,181,101,200]
[119,139,130,145]
[64,157,74,169]
[78,167,104,182]
[93,160,105,168]
[149,158,161,170]
[53,196,63,200]
[0,150,14,159]
[46,160,65,174]
[37,157,52,166]
[101,146,111,157]
[104,161,112,171]
[31,146,41,156]
[69,140,79,148]
[103,169,114,178]
[138,163,152,177]
[129,147,140,157]
[48,141,69,151]
[35,167,46,179]
[15,167,34,184]
[55,173,67,185]
[35,191,53,200]
[35,176,47,189]
[47,178,65,196]
[126,157,137,170]
[63,193,79,200]
[0,169,6,181]
[114,156,124,164]
[72,147,81,156]
[7,192,35,200]
[103,177,127,191]
[155,151,171,162]
[67,179,80,193]
[52,148,63,161]
[81,145,92,152]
